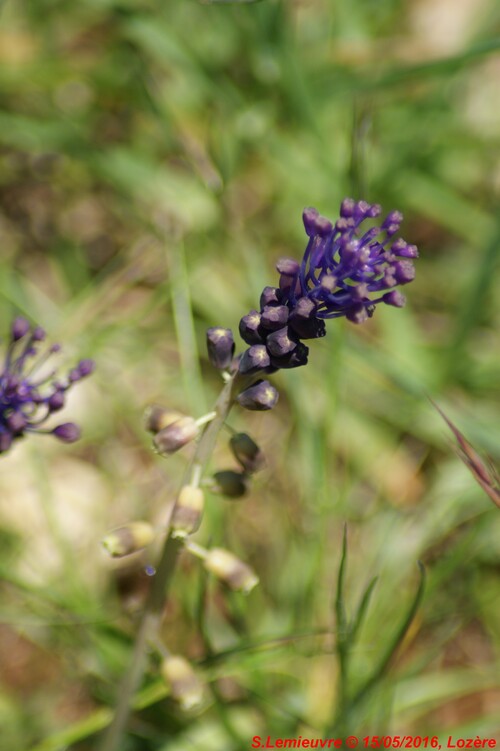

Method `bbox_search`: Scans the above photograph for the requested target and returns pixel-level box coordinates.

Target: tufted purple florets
[238,199,418,375]
[0,317,95,455]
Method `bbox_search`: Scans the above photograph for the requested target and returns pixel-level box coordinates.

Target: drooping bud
[236,380,279,411]
[161,655,204,710]
[229,432,265,474]
[48,390,65,412]
[77,359,95,377]
[265,327,297,357]
[144,405,184,434]
[153,416,199,455]
[102,521,156,557]
[259,286,282,308]
[211,470,248,498]
[238,345,270,375]
[206,327,235,370]
[269,341,309,369]
[239,312,263,345]
[11,317,30,342]
[52,423,81,443]
[382,290,406,307]
[171,485,205,538]
[203,548,259,593]
[288,297,326,339]
[260,305,289,331]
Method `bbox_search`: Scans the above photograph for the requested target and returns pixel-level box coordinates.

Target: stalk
[98,372,241,751]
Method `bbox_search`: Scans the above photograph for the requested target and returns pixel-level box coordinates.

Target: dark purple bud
[288,298,326,339]
[270,341,309,369]
[52,423,81,443]
[239,311,263,345]
[11,317,30,342]
[383,291,406,307]
[7,412,26,435]
[279,274,301,296]
[238,345,270,375]
[236,379,279,411]
[229,433,265,474]
[259,287,282,308]
[77,359,95,377]
[32,326,46,342]
[265,327,297,357]
[260,305,289,330]
[206,327,235,370]
[48,391,65,411]
[211,470,248,499]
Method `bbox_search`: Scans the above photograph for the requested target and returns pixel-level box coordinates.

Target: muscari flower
[238,199,418,374]
[0,317,94,455]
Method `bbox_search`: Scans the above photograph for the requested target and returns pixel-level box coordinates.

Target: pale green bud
[171,486,205,538]
[102,521,155,557]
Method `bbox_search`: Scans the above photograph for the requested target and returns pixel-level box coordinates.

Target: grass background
[1,0,500,748]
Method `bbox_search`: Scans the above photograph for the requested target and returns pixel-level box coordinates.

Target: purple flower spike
[0,319,94,455]
[238,198,417,375]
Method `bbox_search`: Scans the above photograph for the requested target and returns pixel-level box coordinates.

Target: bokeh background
[1,0,500,749]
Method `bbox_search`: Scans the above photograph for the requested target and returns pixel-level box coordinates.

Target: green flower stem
[98,371,243,751]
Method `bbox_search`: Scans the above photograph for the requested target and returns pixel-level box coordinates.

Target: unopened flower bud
[288,298,326,339]
[260,305,289,330]
[11,317,30,341]
[269,341,309,369]
[153,416,198,455]
[259,286,281,308]
[161,655,204,710]
[144,405,184,434]
[265,327,297,357]
[206,327,235,370]
[52,422,81,443]
[239,311,263,345]
[171,485,205,538]
[236,380,279,411]
[382,290,406,307]
[211,470,248,498]
[102,521,155,557]
[229,433,265,474]
[204,548,259,593]
[238,345,270,375]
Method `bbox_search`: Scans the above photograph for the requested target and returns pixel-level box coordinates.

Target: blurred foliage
[1,0,500,749]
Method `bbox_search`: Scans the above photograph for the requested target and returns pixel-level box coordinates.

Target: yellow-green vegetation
[1,0,500,749]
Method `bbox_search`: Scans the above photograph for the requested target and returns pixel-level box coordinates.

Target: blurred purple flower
[0,317,94,455]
